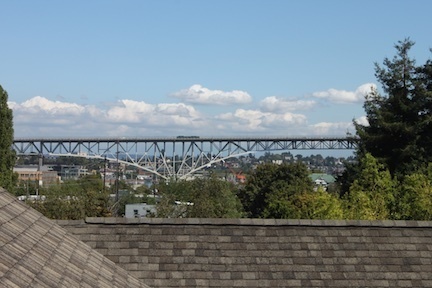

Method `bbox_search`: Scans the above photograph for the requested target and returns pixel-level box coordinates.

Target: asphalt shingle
[0,188,151,288]
[60,217,432,288]
[4,185,432,288]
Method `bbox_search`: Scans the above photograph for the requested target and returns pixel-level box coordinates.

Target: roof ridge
[82,216,432,228]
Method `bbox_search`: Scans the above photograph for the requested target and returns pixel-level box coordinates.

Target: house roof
[310,173,336,184]
[5,183,432,288]
[0,188,151,288]
[59,217,432,288]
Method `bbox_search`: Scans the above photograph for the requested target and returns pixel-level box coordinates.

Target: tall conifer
[355,39,432,177]
[0,85,16,191]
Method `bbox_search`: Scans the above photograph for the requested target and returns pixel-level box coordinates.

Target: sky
[2,0,432,140]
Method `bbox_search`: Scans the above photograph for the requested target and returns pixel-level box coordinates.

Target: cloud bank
[312,83,376,103]
[171,84,252,105]
[260,97,316,113]
[9,83,372,138]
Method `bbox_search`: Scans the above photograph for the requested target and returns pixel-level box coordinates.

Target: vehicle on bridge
[176,136,200,139]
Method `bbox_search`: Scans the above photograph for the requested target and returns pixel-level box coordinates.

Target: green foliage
[156,176,243,218]
[239,162,314,218]
[355,39,432,177]
[294,188,344,220]
[156,179,191,218]
[261,187,300,219]
[36,183,85,220]
[0,85,16,192]
[29,175,111,219]
[336,158,361,197]
[343,153,396,220]
[396,165,432,220]
[14,180,38,197]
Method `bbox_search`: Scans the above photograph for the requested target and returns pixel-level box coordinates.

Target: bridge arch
[13,136,358,179]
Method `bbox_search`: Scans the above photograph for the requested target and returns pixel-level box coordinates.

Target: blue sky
[2,0,432,139]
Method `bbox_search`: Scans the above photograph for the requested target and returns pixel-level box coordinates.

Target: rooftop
[0,188,150,288]
[60,217,432,287]
[3,185,432,287]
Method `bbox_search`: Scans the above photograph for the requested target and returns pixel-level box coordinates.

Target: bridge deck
[13,136,358,179]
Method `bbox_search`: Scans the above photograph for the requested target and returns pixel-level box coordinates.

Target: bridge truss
[12,137,358,180]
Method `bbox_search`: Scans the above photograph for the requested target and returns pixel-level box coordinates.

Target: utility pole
[115,150,120,216]
[103,155,107,194]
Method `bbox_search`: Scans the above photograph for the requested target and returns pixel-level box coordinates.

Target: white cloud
[155,103,199,117]
[171,84,252,105]
[14,96,85,116]
[260,96,316,112]
[354,115,369,126]
[312,83,377,103]
[10,96,207,137]
[311,122,354,135]
[106,100,154,123]
[10,97,87,127]
[216,109,307,132]
[102,100,205,128]
[9,92,365,139]
[7,101,17,109]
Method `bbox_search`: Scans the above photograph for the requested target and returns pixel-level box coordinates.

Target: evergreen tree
[355,39,432,177]
[0,85,16,191]
[414,54,432,165]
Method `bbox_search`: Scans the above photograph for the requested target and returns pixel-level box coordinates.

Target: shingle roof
[310,173,336,184]
[60,217,432,288]
[4,184,432,288]
[0,188,151,288]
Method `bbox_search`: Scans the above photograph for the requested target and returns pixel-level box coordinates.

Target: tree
[239,162,314,218]
[156,179,193,218]
[34,182,85,220]
[396,164,432,220]
[29,175,111,220]
[293,188,344,220]
[79,174,111,217]
[414,52,432,166]
[343,153,396,220]
[355,39,432,177]
[336,159,360,197]
[188,176,243,218]
[0,85,16,192]
[156,175,243,218]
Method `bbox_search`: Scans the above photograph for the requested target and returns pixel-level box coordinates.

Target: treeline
[23,151,432,221]
[24,174,154,220]
[27,175,112,220]
[155,154,432,220]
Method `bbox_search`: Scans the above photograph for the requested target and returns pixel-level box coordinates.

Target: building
[125,203,156,218]
[309,173,337,191]
[14,165,60,187]
[51,165,89,181]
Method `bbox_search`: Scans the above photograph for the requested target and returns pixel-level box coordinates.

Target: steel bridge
[12,136,358,180]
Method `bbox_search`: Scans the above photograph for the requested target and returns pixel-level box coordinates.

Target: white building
[125,203,156,218]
